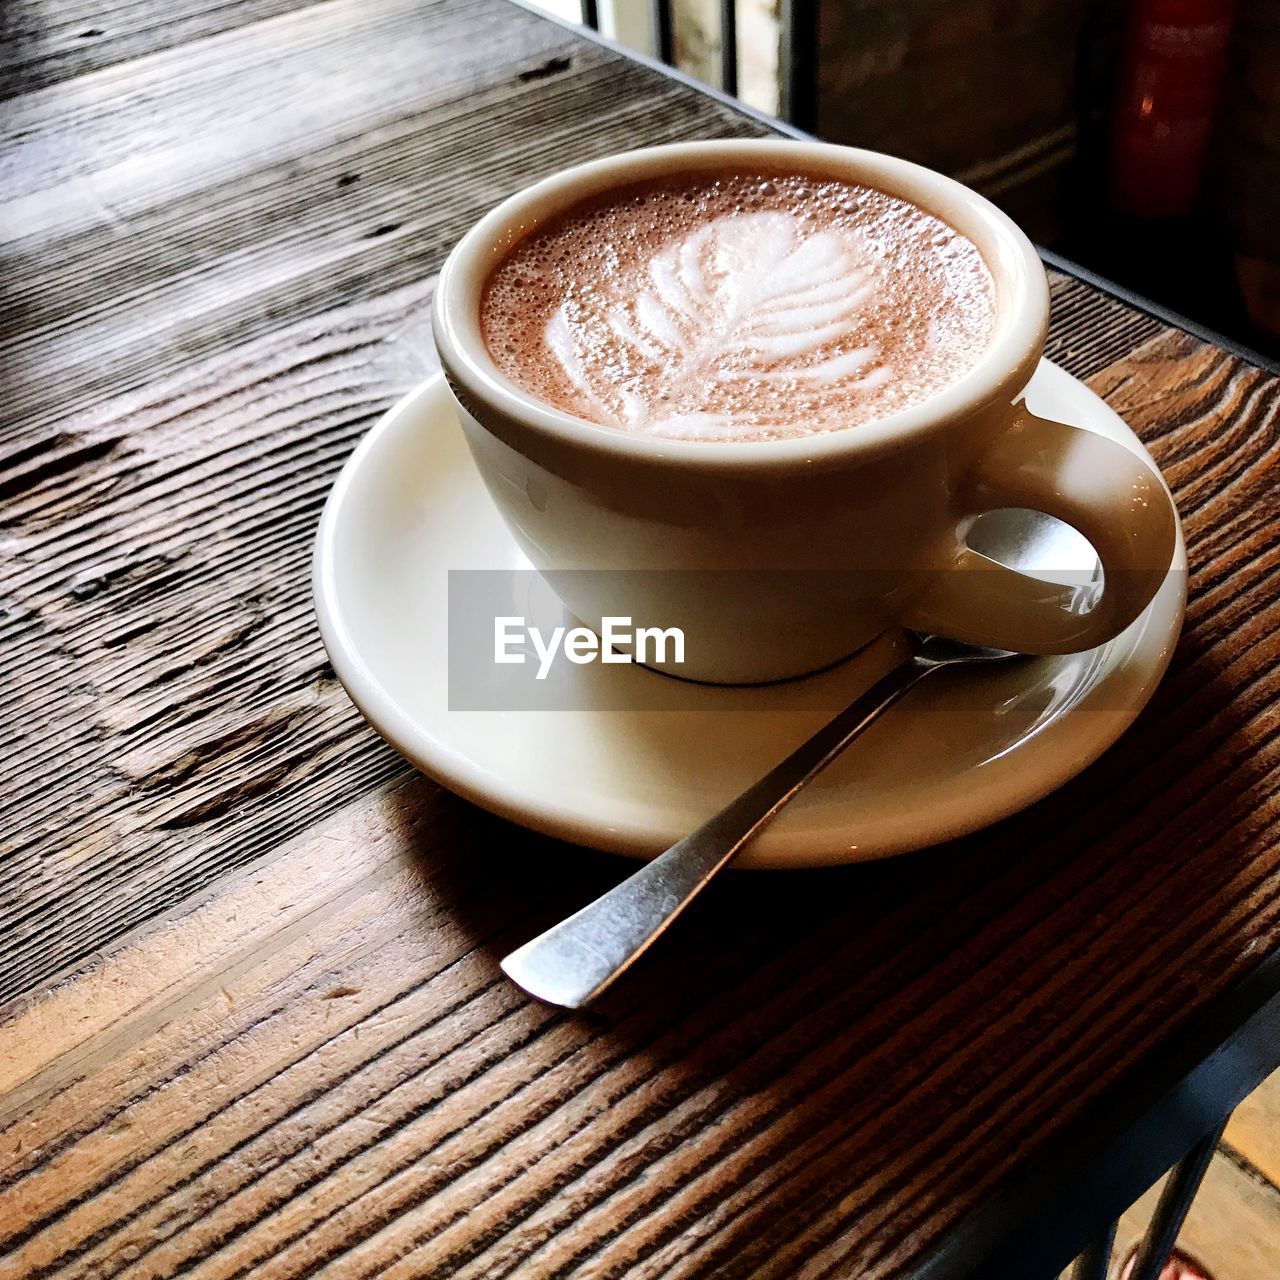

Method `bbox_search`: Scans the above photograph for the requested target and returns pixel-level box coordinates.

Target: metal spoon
[501,510,1097,1009]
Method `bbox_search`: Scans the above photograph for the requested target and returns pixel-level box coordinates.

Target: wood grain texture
[0,0,770,1007]
[0,0,313,99]
[1,1,1278,1277]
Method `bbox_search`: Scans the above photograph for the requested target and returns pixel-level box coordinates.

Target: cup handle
[898,401,1178,654]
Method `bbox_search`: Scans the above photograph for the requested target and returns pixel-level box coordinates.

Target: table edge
[910,947,1280,1279]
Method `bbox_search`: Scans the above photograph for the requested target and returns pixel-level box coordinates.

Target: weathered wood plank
[1,510,1279,1276]
[0,0,769,442]
[0,0,313,100]
[0,320,1277,1275]
[0,0,769,1008]
[1044,272,1166,377]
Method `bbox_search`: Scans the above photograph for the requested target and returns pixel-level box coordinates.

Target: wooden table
[3,2,1279,1277]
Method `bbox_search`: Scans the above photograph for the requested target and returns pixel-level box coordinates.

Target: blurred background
[531,0,1280,362]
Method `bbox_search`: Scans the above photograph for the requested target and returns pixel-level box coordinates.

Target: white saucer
[313,364,1185,869]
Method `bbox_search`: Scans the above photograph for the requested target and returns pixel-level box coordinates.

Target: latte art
[481,172,997,441]
[546,211,886,437]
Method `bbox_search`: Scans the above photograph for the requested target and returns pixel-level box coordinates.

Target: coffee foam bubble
[481,172,996,441]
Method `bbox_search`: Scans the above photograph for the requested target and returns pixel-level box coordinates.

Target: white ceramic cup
[432,140,1177,684]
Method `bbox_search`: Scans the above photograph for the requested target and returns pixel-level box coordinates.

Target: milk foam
[481,172,996,441]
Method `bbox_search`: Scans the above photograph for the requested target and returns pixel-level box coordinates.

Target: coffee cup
[432,140,1177,684]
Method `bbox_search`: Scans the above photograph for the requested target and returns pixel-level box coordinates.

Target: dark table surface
[2,1,1279,1277]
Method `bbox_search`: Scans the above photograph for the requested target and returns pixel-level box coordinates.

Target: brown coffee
[480,171,997,442]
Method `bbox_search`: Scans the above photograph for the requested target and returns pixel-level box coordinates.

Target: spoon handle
[501,651,935,1009]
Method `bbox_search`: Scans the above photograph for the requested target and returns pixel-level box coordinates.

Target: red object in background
[1108,0,1239,218]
